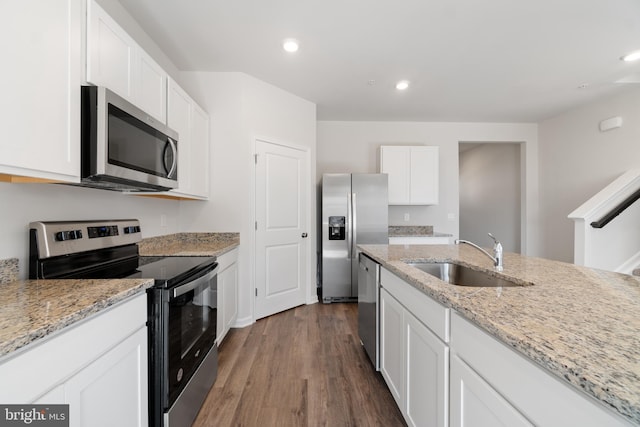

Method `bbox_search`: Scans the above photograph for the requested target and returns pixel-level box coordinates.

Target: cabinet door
[0,0,80,182]
[450,354,532,427]
[190,102,210,198]
[86,0,136,102]
[166,78,209,199]
[380,146,411,204]
[380,288,405,409]
[218,261,238,344]
[405,311,449,427]
[136,50,167,123]
[217,249,239,345]
[65,328,148,427]
[167,79,192,194]
[410,146,439,205]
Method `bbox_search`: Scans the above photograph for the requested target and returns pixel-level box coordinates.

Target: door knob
[301,232,308,238]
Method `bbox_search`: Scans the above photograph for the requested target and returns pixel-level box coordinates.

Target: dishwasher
[358,252,380,370]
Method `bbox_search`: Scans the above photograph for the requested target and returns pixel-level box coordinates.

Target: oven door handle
[171,265,219,299]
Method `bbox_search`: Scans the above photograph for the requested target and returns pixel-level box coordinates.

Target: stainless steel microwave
[80,86,178,191]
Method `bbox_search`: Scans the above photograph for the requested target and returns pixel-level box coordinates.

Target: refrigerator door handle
[347,192,353,260]
[352,192,358,258]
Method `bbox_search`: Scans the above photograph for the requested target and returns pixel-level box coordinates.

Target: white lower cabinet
[0,294,148,427]
[377,268,635,427]
[217,248,239,345]
[450,354,532,427]
[450,312,634,427]
[380,269,449,427]
[380,288,404,408]
[65,328,148,427]
[405,310,449,427]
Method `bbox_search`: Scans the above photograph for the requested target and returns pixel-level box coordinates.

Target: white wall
[0,183,180,278]
[459,143,522,253]
[538,86,640,263]
[317,121,540,255]
[178,72,317,326]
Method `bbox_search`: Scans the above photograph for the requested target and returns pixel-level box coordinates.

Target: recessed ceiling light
[396,80,410,90]
[621,50,640,62]
[283,39,299,53]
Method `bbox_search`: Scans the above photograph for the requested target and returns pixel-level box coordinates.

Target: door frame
[250,136,314,322]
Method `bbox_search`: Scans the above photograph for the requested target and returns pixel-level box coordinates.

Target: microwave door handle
[164,138,178,178]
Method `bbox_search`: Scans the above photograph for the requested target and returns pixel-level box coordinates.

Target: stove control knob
[55,231,66,241]
[176,368,183,383]
[124,226,140,234]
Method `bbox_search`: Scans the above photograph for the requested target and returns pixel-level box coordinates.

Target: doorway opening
[459,142,522,253]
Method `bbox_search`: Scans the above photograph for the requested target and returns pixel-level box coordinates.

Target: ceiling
[117,0,640,123]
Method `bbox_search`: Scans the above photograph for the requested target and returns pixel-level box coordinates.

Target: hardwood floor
[193,303,406,427]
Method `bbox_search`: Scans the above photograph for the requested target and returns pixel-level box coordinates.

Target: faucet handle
[487,232,500,245]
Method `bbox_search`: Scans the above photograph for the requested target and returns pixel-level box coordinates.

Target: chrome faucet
[455,233,503,271]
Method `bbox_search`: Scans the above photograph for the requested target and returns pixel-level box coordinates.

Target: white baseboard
[231,315,254,329]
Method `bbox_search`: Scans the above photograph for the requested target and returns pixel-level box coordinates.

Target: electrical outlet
[160,214,167,227]
[404,213,410,222]
[448,213,456,220]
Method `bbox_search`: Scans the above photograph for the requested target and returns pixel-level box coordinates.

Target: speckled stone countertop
[388,225,452,238]
[0,259,19,285]
[359,244,640,425]
[0,277,153,358]
[138,232,239,257]
[0,233,238,360]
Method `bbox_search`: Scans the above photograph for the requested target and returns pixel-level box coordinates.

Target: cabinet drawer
[381,267,449,342]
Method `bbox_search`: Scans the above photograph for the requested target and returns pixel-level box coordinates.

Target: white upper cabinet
[86,0,167,123]
[380,146,439,205]
[167,78,210,199]
[189,102,210,198]
[86,0,135,101]
[0,0,81,182]
[136,49,168,123]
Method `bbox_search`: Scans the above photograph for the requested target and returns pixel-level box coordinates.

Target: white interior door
[255,139,308,319]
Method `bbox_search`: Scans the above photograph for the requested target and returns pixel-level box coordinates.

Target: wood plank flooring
[193,303,406,427]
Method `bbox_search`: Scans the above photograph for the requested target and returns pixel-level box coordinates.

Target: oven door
[163,265,218,409]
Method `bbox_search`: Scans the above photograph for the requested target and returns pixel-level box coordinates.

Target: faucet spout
[455,233,504,271]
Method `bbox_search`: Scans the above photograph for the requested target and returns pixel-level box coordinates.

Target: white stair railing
[568,169,640,273]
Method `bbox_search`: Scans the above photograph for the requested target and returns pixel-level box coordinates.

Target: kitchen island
[359,243,640,426]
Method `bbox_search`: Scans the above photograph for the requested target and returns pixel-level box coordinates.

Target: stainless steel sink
[405,262,530,287]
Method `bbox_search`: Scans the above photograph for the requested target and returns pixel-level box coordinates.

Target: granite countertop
[0,232,239,359]
[0,277,154,358]
[138,232,239,257]
[359,243,640,425]
[388,225,452,238]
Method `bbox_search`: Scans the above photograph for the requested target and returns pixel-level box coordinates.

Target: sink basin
[405,262,529,287]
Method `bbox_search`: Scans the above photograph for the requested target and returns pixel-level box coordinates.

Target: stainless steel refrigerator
[321,173,388,302]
